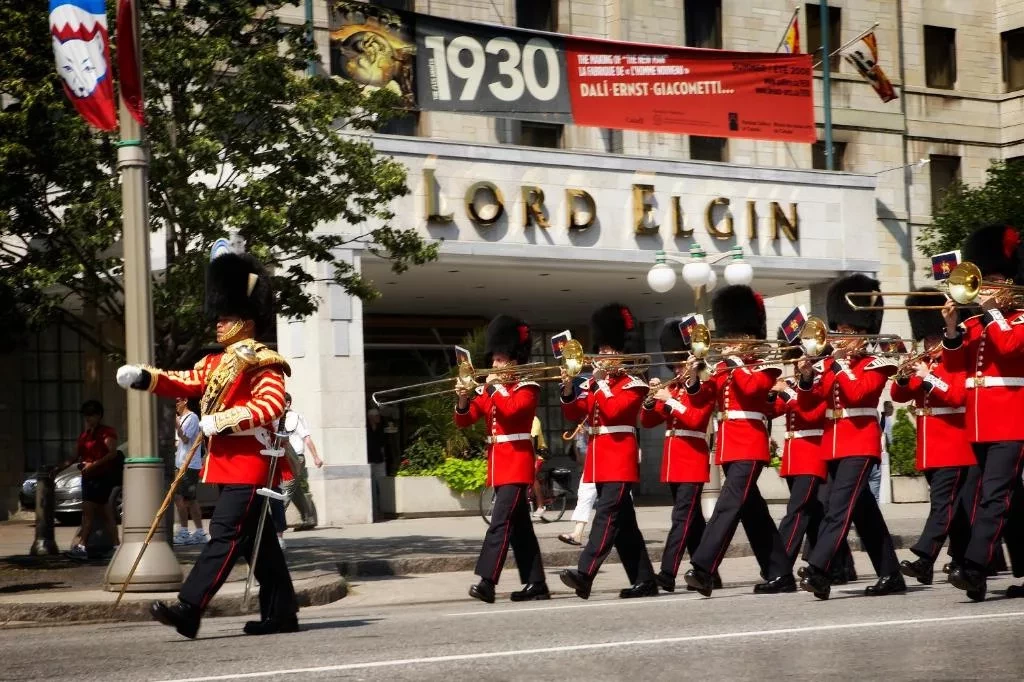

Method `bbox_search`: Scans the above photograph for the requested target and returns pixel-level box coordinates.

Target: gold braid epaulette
[251,342,292,377]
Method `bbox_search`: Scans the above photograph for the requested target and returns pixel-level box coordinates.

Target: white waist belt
[827,408,878,420]
[785,429,824,440]
[665,429,706,440]
[485,433,531,444]
[720,410,766,421]
[966,377,1024,388]
[914,407,966,417]
[588,425,636,436]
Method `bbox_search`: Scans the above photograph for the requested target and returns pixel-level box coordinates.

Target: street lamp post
[646,245,755,515]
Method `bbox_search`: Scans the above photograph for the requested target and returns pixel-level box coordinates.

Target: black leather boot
[900,557,934,585]
[243,615,300,635]
[150,600,201,639]
[753,574,797,594]
[469,579,496,604]
[510,583,551,602]
[799,565,831,600]
[559,569,593,600]
[619,580,658,599]
[865,573,907,596]
[682,567,715,597]
[949,564,986,602]
[655,571,675,593]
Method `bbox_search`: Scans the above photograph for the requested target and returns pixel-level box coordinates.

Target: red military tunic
[797,354,896,460]
[772,379,827,479]
[890,357,975,470]
[454,380,540,486]
[942,310,1024,442]
[142,340,291,485]
[640,380,716,483]
[562,372,647,483]
[708,357,782,464]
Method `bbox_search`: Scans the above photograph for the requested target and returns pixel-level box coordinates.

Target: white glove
[116,365,142,389]
[200,415,219,437]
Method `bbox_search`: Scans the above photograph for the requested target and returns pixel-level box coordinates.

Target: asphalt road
[2,573,1023,681]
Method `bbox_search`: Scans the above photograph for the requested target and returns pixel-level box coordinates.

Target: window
[929,155,961,214]
[520,121,563,148]
[924,26,957,89]
[1002,28,1024,92]
[370,0,413,10]
[1008,155,1024,168]
[603,129,624,154]
[22,323,84,471]
[806,4,842,72]
[690,136,727,162]
[517,0,556,32]
[379,111,419,136]
[811,140,847,171]
[685,0,722,49]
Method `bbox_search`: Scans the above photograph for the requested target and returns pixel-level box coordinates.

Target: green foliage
[396,439,445,476]
[0,1,437,363]
[888,408,919,477]
[433,457,488,494]
[769,438,781,469]
[918,161,1024,260]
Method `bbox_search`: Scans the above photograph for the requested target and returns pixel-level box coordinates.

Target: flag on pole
[931,250,961,281]
[779,305,809,343]
[550,330,572,359]
[841,31,898,103]
[677,314,704,342]
[779,11,800,54]
[49,0,118,131]
[117,0,144,125]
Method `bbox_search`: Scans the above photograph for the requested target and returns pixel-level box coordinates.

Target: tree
[887,407,918,477]
[0,1,437,367]
[917,161,1024,258]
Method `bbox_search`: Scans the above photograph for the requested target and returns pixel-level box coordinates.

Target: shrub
[888,408,919,476]
[769,438,781,469]
[397,440,445,476]
[434,457,488,494]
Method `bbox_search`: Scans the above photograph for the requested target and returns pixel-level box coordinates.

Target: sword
[242,427,289,611]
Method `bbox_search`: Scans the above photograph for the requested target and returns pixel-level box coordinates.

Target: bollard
[30,467,59,556]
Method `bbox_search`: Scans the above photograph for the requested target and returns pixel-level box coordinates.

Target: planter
[377,476,480,518]
[757,466,790,502]
[891,474,929,503]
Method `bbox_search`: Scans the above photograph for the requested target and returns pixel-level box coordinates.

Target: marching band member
[796,274,905,600]
[682,286,793,597]
[559,303,657,600]
[455,315,548,604]
[640,320,718,593]
[116,252,298,638]
[890,290,976,586]
[943,223,1024,601]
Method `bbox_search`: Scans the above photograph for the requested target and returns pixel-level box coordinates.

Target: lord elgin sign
[423,168,800,243]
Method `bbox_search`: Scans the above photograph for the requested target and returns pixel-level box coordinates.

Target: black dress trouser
[964,441,1024,570]
[577,482,655,584]
[660,483,706,577]
[911,466,970,563]
[690,461,790,579]
[778,474,852,571]
[808,457,900,577]
[475,484,545,585]
[179,485,298,620]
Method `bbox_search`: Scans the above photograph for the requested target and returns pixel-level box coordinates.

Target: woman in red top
[456,315,547,604]
[69,400,119,558]
[641,320,717,592]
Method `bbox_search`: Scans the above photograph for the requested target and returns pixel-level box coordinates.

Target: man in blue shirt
[173,397,207,545]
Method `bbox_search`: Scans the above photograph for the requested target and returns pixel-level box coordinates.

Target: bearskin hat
[659,319,691,358]
[711,285,766,340]
[906,288,946,342]
[827,274,883,334]
[485,315,531,366]
[776,327,802,362]
[204,252,276,336]
[962,222,1024,284]
[591,303,639,354]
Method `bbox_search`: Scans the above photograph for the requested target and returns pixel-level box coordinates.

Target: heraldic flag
[779,10,800,54]
[50,0,118,131]
[780,305,809,343]
[931,250,961,282]
[841,31,898,103]
[678,314,703,342]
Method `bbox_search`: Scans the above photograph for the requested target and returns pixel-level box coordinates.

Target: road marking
[446,594,699,616]
[156,610,1024,681]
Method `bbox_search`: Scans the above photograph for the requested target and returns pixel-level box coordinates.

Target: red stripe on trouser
[670,487,699,575]
[827,459,870,571]
[711,466,758,572]
[785,481,816,555]
[932,468,963,558]
[492,486,523,583]
[587,484,626,576]
[200,486,259,609]
[969,467,984,525]
[985,445,1024,565]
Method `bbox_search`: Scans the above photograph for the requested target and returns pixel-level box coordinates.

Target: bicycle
[479,464,572,525]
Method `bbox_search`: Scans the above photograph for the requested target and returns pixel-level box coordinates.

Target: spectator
[172,398,207,545]
[872,401,895,502]
[558,421,595,546]
[279,393,322,531]
[68,400,120,558]
[366,408,387,480]
[531,415,548,518]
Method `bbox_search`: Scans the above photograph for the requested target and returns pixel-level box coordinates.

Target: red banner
[566,38,815,143]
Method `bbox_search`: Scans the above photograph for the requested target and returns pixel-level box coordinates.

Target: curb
[336,534,917,577]
[0,574,348,627]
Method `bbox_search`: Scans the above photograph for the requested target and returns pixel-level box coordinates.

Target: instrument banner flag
[840,30,898,103]
[454,345,471,367]
[931,250,961,281]
[780,305,809,343]
[551,330,572,359]
[678,314,703,341]
[328,2,815,143]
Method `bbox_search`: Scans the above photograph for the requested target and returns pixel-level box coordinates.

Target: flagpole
[820,1,834,171]
[774,6,800,53]
[812,22,881,70]
[105,0,183,595]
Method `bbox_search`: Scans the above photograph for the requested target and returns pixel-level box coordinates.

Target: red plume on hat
[591,303,640,354]
[962,222,1024,284]
[485,315,531,365]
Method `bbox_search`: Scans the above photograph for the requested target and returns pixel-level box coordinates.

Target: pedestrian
[456,315,549,603]
[367,408,387,480]
[68,400,120,558]
[531,415,548,518]
[279,393,322,531]
[871,402,894,502]
[116,251,298,638]
[172,397,207,546]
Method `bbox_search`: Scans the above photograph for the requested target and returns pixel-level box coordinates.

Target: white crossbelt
[784,429,824,439]
[826,408,878,420]
[588,425,636,436]
[914,407,966,417]
[720,410,766,421]
[665,429,707,439]
[966,377,1024,388]
[485,433,532,444]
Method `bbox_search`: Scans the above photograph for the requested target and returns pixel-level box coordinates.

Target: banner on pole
[49,0,118,131]
[841,31,897,103]
[329,3,815,143]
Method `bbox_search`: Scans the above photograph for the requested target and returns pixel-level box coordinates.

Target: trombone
[845,262,1023,310]
[371,360,550,407]
[559,339,652,378]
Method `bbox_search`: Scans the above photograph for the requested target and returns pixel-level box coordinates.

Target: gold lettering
[672,196,692,237]
[567,189,596,232]
[704,197,733,240]
[424,167,453,223]
[522,186,549,228]
[746,200,758,240]
[464,181,505,227]
[770,202,799,242]
[632,184,659,235]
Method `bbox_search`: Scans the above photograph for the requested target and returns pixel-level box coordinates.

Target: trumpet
[845,261,1024,310]
[371,360,550,407]
[892,343,941,380]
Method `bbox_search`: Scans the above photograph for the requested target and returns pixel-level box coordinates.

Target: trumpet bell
[456,361,477,391]
[799,317,828,357]
[947,262,982,305]
[690,324,711,359]
[562,339,585,378]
